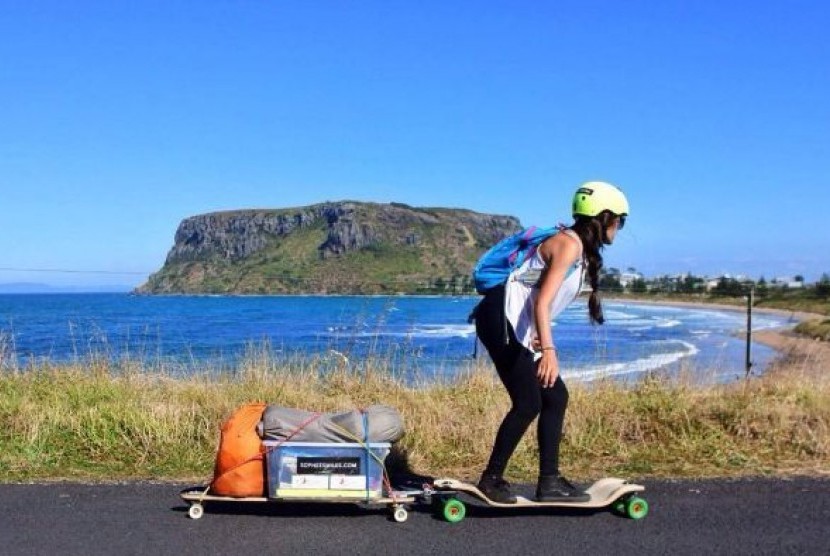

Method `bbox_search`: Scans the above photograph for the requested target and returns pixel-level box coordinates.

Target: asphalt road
[1,477,828,555]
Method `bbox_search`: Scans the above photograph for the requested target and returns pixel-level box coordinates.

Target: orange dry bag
[211,403,267,497]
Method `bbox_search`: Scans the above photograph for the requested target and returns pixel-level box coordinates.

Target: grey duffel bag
[257,404,404,443]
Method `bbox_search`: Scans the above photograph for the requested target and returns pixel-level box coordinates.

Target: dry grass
[1,348,828,483]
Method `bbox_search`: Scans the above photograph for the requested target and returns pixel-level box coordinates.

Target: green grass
[755,292,830,316]
[1,352,827,483]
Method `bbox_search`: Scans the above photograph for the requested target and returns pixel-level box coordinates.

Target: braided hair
[569,210,619,325]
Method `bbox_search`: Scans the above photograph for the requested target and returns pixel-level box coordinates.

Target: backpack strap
[507,226,538,266]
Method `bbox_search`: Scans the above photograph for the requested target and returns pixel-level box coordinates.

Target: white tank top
[504,229,585,351]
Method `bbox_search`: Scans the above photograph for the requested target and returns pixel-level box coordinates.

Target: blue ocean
[0,294,791,384]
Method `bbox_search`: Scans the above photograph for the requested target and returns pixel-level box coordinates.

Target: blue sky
[1,1,828,289]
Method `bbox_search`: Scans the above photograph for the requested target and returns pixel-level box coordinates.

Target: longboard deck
[432,477,644,508]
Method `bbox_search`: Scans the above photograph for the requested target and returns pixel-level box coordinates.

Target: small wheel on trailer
[442,498,466,523]
[187,503,204,520]
[392,505,409,523]
[625,496,649,520]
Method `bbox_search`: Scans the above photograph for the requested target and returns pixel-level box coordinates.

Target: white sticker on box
[290,475,329,489]
[330,475,370,490]
[282,456,297,473]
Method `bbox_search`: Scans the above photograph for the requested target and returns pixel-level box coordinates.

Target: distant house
[619,271,644,288]
[771,277,805,289]
[705,278,720,291]
[704,274,753,292]
[704,274,733,292]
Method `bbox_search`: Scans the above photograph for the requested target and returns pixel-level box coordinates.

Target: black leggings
[474,285,569,478]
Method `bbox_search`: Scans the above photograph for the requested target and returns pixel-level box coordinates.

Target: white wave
[562,340,700,382]
[623,318,659,326]
[615,317,681,330]
[409,325,476,338]
[685,310,742,322]
[608,303,691,317]
[352,324,476,339]
[751,321,789,331]
[603,310,640,321]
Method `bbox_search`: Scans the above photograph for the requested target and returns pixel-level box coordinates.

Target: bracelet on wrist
[541,346,556,352]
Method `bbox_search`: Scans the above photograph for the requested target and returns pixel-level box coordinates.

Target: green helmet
[572,181,629,217]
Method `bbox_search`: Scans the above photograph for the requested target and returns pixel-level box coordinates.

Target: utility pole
[745,285,754,378]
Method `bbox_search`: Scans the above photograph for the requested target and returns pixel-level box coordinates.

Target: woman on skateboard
[474,181,629,503]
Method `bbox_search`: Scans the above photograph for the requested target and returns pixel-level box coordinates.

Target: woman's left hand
[536,349,559,388]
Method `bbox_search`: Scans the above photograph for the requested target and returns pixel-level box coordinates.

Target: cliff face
[137,201,521,294]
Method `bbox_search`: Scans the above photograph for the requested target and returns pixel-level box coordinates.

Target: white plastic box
[264,441,391,499]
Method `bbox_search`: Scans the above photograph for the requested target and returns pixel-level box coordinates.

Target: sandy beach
[609,296,829,378]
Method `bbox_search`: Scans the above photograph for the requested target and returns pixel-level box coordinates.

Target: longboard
[431,477,648,521]
[179,487,420,522]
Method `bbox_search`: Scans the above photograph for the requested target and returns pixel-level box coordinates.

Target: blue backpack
[472,226,560,294]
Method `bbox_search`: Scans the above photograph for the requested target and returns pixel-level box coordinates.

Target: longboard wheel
[187,504,204,520]
[392,506,409,523]
[442,498,466,523]
[625,496,649,520]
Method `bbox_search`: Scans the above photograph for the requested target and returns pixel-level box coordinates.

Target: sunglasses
[618,215,626,230]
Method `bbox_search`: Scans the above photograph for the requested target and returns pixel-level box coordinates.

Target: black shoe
[535,475,590,502]
[477,474,517,504]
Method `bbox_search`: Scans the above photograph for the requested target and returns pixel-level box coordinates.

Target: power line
[0,267,149,275]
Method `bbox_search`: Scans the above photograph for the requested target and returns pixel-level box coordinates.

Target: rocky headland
[137,201,520,294]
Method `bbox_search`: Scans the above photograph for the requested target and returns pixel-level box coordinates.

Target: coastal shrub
[794,319,830,342]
